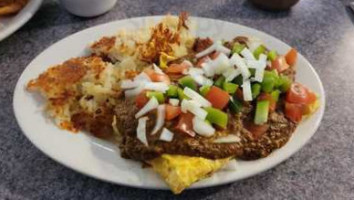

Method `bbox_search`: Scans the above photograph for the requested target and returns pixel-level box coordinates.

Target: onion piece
[151,105,165,135]
[216,43,231,55]
[181,99,207,120]
[136,117,149,146]
[159,128,174,142]
[153,63,164,74]
[144,82,169,93]
[242,80,252,101]
[224,68,242,82]
[240,48,256,61]
[182,60,193,68]
[254,54,267,82]
[135,97,159,118]
[192,117,215,137]
[221,159,238,171]
[230,53,251,80]
[201,61,215,77]
[134,72,151,82]
[124,84,144,98]
[213,53,231,75]
[169,98,180,106]
[188,67,204,76]
[213,135,241,143]
[183,87,211,107]
[195,43,217,58]
[120,79,140,89]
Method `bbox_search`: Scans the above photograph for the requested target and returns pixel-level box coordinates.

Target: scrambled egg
[149,154,230,194]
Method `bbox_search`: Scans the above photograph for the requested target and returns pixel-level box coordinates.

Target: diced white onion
[213,53,231,75]
[195,43,217,58]
[134,72,151,82]
[153,63,164,74]
[135,97,159,118]
[144,82,169,93]
[242,80,252,101]
[192,117,215,137]
[201,61,215,77]
[120,80,140,89]
[259,53,267,62]
[151,105,165,135]
[246,60,262,69]
[188,67,204,76]
[169,98,180,106]
[230,54,251,80]
[159,128,174,142]
[180,99,207,120]
[240,48,256,61]
[183,87,211,107]
[254,68,265,82]
[221,159,238,171]
[216,44,231,55]
[124,84,144,98]
[213,135,241,143]
[137,117,149,146]
[182,60,193,68]
[224,68,242,82]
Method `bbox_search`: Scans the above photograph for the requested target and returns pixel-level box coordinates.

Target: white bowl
[59,0,117,17]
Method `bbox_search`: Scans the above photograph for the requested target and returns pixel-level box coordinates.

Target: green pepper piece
[253,45,266,59]
[177,87,189,100]
[166,85,178,97]
[231,43,245,54]
[199,85,211,96]
[268,50,278,61]
[232,75,243,85]
[146,91,165,103]
[271,90,281,102]
[261,71,276,93]
[277,75,292,92]
[254,100,270,125]
[214,76,225,88]
[223,82,238,94]
[229,97,243,113]
[251,83,262,99]
[178,76,197,91]
[204,107,228,128]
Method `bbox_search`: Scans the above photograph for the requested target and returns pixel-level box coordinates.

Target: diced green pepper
[204,107,228,128]
[231,43,245,54]
[146,91,165,103]
[177,87,189,100]
[199,85,211,96]
[166,85,178,97]
[214,76,225,88]
[271,90,281,102]
[223,82,238,94]
[229,97,243,113]
[251,83,262,99]
[178,76,197,91]
[268,50,278,61]
[254,100,270,125]
[253,45,266,59]
[261,71,277,93]
[232,75,243,85]
[277,75,292,92]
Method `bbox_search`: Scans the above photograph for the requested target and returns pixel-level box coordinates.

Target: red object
[165,105,182,120]
[166,63,189,74]
[205,86,230,110]
[135,90,149,109]
[285,48,297,66]
[175,112,196,137]
[286,83,316,104]
[258,93,276,112]
[144,68,171,84]
[284,102,303,123]
[244,121,269,140]
[271,56,289,73]
[209,51,220,60]
[196,56,209,68]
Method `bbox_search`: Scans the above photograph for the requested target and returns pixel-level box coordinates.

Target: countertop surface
[1,0,354,199]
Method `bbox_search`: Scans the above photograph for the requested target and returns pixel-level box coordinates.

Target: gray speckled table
[1,0,354,199]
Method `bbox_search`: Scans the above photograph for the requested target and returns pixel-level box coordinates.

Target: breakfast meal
[26,13,319,194]
[0,0,28,16]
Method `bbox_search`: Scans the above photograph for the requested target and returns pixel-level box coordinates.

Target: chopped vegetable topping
[267,50,278,61]
[169,98,180,106]
[199,85,211,96]
[192,117,215,137]
[167,85,178,97]
[135,97,159,118]
[253,45,266,59]
[146,91,165,103]
[175,112,196,137]
[152,105,166,134]
[223,82,238,94]
[251,83,261,99]
[214,76,225,88]
[229,97,243,113]
[165,105,182,120]
[205,86,230,109]
[204,107,228,128]
[213,135,241,143]
[231,43,245,54]
[159,52,176,68]
[136,90,150,109]
[137,117,149,146]
[159,128,174,142]
[285,48,297,66]
[181,99,208,120]
[183,87,211,107]
[144,82,169,93]
[254,100,270,125]
[242,80,252,101]
[178,76,197,91]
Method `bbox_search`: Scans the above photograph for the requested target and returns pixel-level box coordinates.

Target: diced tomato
[165,105,182,120]
[143,68,170,84]
[135,90,149,109]
[286,83,316,105]
[196,56,209,68]
[205,86,230,110]
[271,56,289,73]
[285,102,303,123]
[235,88,243,100]
[175,112,196,137]
[166,63,189,74]
[258,93,276,112]
[285,48,297,66]
[209,51,220,60]
[244,121,269,140]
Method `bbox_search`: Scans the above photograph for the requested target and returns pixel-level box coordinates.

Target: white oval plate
[0,0,42,41]
[13,16,325,190]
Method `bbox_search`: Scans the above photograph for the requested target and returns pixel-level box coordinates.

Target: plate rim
[13,15,326,190]
[0,0,43,41]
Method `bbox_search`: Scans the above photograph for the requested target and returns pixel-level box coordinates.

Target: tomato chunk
[144,68,170,84]
[286,83,316,105]
[166,63,189,74]
[135,90,149,109]
[175,112,196,137]
[285,48,297,66]
[285,102,303,123]
[165,105,182,120]
[271,56,289,73]
[205,86,230,110]
[244,121,269,140]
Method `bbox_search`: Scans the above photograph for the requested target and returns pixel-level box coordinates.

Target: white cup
[59,0,117,17]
